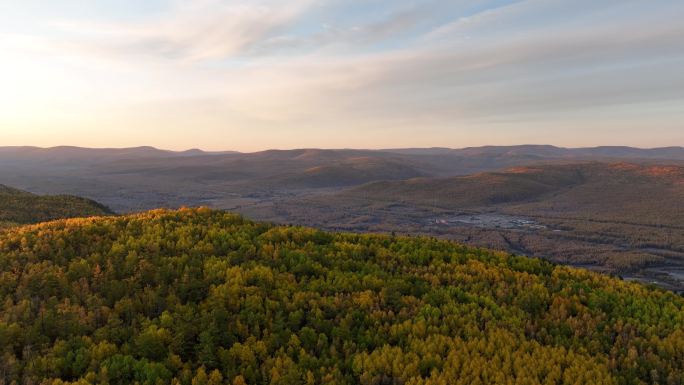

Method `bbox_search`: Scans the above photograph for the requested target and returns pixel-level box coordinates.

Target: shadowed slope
[0,184,113,225]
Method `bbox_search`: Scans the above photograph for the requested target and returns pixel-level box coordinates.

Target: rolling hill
[385,145,684,160]
[341,162,684,225]
[341,163,586,208]
[1,208,683,384]
[0,184,113,225]
[2,145,684,213]
[268,157,425,189]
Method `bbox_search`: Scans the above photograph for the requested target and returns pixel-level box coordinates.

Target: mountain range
[2,145,684,212]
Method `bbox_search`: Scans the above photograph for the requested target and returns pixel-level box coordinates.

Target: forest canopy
[0,208,683,385]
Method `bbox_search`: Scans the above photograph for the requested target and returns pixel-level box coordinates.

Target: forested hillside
[0,185,113,226]
[1,208,684,385]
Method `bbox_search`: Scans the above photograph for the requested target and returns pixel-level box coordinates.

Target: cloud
[31,0,684,123]
[44,0,450,62]
[2,0,684,150]
[49,0,317,62]
[251,9,423,55]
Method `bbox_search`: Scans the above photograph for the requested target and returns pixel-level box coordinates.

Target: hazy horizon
[2,0,683,151]
[4,143,684,154]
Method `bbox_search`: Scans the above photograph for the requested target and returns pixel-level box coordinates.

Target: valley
[254,197,684,292]
[243,162,684,291]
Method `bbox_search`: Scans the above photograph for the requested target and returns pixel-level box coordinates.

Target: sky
[0,0,683,152]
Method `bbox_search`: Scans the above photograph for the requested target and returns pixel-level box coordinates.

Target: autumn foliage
[0,208,683,384]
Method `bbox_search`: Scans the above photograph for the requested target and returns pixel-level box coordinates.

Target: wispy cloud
[252,7,429,55]
[49,0,317,62]
[1,0,684,150]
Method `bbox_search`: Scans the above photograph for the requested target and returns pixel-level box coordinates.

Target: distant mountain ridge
[383,145,684,159]
[1,144,684,213]
[0,146,239,165]
[3,144,684,159]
